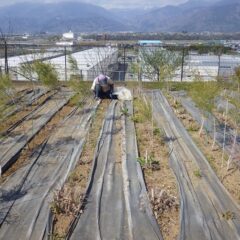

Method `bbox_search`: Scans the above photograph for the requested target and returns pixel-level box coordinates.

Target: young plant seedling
[120,106,129,117]
[193,169,202,178]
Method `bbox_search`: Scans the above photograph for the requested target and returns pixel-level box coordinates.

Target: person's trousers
[95,84,112,99]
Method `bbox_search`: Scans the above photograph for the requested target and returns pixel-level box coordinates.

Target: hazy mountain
[0,2,129,33]
[0,0,239,33]
[110,8,147,28]
[137,0,240,32]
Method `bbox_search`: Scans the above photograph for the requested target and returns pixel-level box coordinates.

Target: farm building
[138,40,163,46]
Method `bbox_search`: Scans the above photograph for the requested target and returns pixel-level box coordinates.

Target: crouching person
[91,74,115,100]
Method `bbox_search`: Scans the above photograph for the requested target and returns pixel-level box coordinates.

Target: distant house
[62,31,74,40]
[138,40,163,46]
[56,31,75,47]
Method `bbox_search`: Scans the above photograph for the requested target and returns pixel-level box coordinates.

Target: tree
[233,66,240,92]
[0,74,19,122]
[129,61,142,88]
[140,47,181,82]
[33,61,59,89]
[189,81,220,137]
[0,28,9,74]
[68,54,82,81]
[0,74,13,104]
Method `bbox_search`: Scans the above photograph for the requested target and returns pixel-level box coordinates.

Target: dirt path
[0,100,99,239]
[68,100,162,240]
[0,89,73,173]
[147,90,240,240]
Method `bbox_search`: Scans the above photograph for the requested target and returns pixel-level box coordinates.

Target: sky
[0,0,190,9]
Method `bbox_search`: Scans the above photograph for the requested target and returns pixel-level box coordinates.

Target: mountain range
[0,0,239,33]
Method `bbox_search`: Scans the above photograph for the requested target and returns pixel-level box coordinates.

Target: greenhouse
[48,47,118,81]
[0,47,118,81]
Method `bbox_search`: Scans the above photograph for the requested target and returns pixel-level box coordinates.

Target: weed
[153,127,161,136]
[68,171,84,187]
[153,127,166,146]
[51,187,81,217]
[206,155,217,171]
[188,123,200,132]
[222,211,235,221]
[137,156,160,171]
[120,106,129,116]
[131,115,140,123]
[172,100,181,109]
[137,157,146,167]
[193,169,202,178]
[50,201,62,215]
[134,98,152,122]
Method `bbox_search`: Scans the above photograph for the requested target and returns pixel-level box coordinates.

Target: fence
[1,43,240,82]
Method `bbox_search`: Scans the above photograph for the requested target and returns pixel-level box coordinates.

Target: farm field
[0,81,240,240]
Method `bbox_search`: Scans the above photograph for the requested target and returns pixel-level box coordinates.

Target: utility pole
[64,46,67,81]
[180,47,185,82]
[217,53,221,77]
[123,45,126,81]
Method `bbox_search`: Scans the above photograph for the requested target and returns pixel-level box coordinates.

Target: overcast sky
[0,0,190,9]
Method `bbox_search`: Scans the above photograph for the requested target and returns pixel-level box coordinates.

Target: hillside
[137,0,240,32]
[0,2,128,33]
[0,0,239,33]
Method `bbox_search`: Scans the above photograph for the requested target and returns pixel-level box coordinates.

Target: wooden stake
[151,188,155,199]
[221,99,228,168]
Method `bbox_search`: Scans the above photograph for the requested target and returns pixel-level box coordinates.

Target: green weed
[188,123,200,132]
[120,106,129,116]
[193,169,202,178]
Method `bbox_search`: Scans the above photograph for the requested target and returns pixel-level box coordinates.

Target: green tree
[130,61,142,88]
[233,66,240,92]
[68,55,82,81]
[189,81,220,136]
[0,74,16,120]
[140,47,181,83]
[0,74,13,104]
[33,61,59,89]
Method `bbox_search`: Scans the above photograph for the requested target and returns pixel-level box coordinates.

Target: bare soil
[52,100,110,238]
[133,94,180,240]
[167,93,240,205]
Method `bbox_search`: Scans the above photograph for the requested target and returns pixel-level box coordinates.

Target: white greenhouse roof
[0,52,60,68]
[46,47,118,70]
